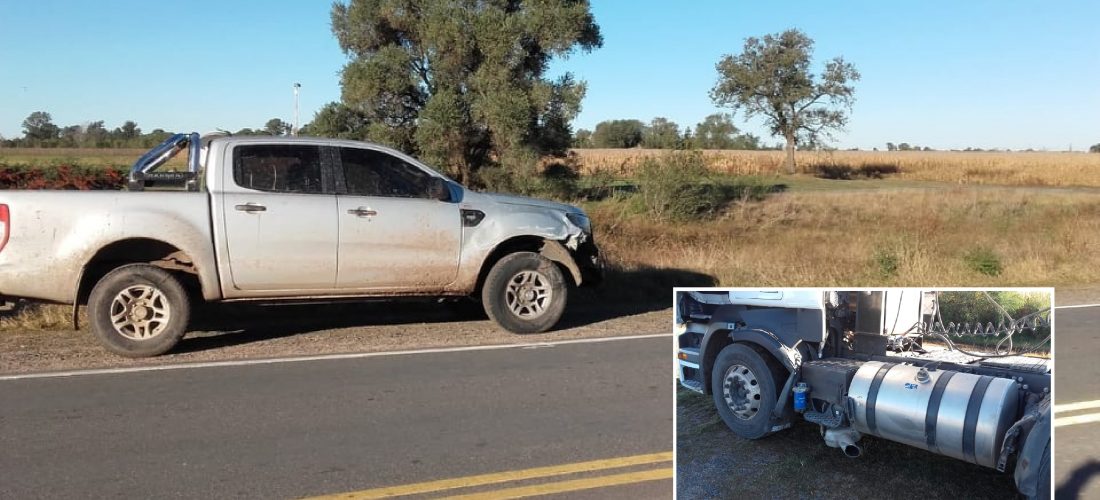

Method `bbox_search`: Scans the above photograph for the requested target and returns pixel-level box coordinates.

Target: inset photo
[674,289,1052,500]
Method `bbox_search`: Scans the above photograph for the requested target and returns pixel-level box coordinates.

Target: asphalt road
[1055,304,1100,499]
[0,335,673,499]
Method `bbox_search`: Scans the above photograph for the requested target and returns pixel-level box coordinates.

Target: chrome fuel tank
[848,361,1019,468]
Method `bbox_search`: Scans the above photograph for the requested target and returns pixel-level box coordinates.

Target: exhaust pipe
[824,427,863,458]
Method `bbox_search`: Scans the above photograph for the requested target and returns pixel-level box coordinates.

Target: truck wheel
[1033,440,1050,500]
[481,252,567,333]
[88,264,191,357]
[711,343,784,439]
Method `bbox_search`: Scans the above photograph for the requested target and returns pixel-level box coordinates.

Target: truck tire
[711,343,784,440]
[1033,440,1050,500]
[481,252,567,333]
[87,264,191,358]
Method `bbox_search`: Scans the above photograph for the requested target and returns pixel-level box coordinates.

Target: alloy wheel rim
[505,270,552,319]
[109,285,171,340]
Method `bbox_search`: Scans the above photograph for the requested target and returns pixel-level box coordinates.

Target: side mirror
[428,177,451,202]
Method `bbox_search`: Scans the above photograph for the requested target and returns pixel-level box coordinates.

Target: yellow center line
[440,467,673,500]
[303,451,672,499]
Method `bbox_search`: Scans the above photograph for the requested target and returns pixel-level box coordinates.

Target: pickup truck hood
[469,191,580,214]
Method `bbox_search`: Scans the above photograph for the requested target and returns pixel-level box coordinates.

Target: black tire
[711,343,785,439]
[87,264,191,357]
[1033,439,1050,500]
[481,252,567,333]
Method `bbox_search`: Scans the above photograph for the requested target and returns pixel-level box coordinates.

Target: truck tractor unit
[675,290,1051,499]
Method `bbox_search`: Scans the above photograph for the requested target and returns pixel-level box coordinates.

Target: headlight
[565,212,591,234]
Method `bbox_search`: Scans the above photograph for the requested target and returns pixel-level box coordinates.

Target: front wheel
[711,343,785,439]
[481,252,567,333]
[87,264,191,357]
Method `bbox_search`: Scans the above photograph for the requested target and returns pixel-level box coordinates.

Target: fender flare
[539,240,583,286]
[700,322,802,393]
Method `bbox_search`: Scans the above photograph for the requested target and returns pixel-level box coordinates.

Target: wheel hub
[722,364,763,420]
[505,270,552,319]
[130,303,151,322]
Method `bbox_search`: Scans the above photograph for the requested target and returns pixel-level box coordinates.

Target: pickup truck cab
[0,133,602,357]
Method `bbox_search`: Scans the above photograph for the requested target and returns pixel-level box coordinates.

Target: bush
[963,246,1003,276]
[873,248,900,278]
[636,151,775,221]
[473,155,581,201]
[814,162,900,180]
[0,164,127,190]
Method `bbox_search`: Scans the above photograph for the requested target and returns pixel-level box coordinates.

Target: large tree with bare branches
[711,29,860,173]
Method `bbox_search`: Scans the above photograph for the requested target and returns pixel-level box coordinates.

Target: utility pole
[293,83,301,136]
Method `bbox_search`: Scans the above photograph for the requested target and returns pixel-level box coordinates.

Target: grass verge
[676,387,1018,499]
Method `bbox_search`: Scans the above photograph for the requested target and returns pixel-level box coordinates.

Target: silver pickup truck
[0,133,602,357]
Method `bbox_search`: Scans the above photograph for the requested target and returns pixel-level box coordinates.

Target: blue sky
[2,1,1097,150]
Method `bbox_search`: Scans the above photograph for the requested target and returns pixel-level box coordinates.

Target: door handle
[234,203,267,213]
[348,207,378,217]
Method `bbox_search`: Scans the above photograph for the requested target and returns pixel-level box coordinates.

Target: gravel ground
[0,300,670,374]
[675,387,1019,499]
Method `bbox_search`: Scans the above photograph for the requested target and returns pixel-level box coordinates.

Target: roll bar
[128,132,201,191]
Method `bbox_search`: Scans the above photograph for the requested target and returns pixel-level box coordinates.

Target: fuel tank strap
[865,362,895,434]
[962,375,995,463]
[925,370,957,453]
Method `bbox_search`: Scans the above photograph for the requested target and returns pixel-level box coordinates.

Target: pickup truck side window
[340,147,434,199]
[233,144,324,194]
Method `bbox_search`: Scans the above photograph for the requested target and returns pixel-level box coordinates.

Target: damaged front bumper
[574,238,603,287]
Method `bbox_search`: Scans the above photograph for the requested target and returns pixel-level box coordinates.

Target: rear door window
[233,144,324,194]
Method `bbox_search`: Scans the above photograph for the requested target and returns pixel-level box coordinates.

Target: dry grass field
[589,186,1100,287]
[573,148,1100,187]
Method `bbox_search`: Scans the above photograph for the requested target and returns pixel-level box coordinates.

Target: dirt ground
[675,387,1019,500]
[0,300,671,374]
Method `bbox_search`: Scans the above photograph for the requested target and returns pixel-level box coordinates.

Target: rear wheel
[88,264,191,357]
[1032,439,1050,500]
[711,343,785,439]
[481,252,567,333]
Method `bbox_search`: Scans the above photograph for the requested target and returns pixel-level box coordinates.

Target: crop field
[573,148,1100,188]
[0,147,147,167]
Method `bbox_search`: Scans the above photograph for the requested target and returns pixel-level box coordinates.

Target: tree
[691,113,760,150]
[898,142,912,151]
[590,119,643,148]
[116,120,140,140]
[728,132,761,150]
[1090,143,1100,153]
[331,0,602,183]
[641,117,682,149]
[59,125,82,145]
[711,29,860,173]
[301,102,371,139]
[572,128,593,148]
[263,118,291,136]
[84,121,109,147]
[886,142,897,151]
[693,113,738,149]
[22,111,60,142]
